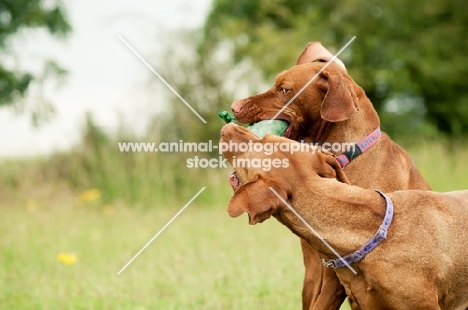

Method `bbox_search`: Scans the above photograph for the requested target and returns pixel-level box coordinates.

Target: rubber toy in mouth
[218,111,288,138]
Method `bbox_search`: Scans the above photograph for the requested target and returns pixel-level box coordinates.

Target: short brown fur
[230,42,431,310]
[221,124,468,310]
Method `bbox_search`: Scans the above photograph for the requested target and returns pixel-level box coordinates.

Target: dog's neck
[306,97,380,147]
[274,178,387,258]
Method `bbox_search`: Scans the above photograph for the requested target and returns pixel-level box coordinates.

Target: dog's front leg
[301,240,348,310]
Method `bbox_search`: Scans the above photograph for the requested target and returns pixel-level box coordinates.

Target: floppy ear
[296,42,346,71]
[319,70,359,122]
[227,175,286,225]
[314,151,351,184]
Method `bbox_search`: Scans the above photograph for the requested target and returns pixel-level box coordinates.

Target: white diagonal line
[269,187,357,274]
[269,36,356,123]
[118,35,207,124]
[117,187,206,275]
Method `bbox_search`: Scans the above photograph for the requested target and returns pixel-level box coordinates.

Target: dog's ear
[314,151,351,184]
[296,42,346,71]
[227,174,286,225]
[319,70,359,122]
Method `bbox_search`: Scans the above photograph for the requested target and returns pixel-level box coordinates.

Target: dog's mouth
[228,171,241,191]
[280,119,293,138]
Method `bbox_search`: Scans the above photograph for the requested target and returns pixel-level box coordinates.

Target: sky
[0,0,212,157]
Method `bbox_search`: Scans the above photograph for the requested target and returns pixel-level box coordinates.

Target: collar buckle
[321,258,336,268]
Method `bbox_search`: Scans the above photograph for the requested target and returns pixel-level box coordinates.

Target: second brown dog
[221,124,468,310]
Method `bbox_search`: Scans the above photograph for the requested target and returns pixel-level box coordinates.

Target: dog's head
[220,123,350,225]
[230,42,368,142]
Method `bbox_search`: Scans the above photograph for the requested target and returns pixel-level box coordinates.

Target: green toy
[247,120,288,138]
[218,111,288,138]
[218,111,236,124]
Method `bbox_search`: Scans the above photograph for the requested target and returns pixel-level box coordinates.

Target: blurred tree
[0,0,71,122]
[204,0,468,136]
[151,28,266,145]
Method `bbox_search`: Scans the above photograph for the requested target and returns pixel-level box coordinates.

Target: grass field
[0,197,306,309]
[1,139,467,309]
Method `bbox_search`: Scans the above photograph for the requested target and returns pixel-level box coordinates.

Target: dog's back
[384,190,468,309]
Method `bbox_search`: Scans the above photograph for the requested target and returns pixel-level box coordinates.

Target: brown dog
[230,42,431,310]
[221,124,468,310]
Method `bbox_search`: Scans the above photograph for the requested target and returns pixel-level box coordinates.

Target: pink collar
[335,127,381,168]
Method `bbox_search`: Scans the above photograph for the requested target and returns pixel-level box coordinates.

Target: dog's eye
[279,87,290,95]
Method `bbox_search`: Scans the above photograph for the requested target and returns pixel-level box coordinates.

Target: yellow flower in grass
[79,188,101,203]
[56,253,78,265]
[26,200,37,212]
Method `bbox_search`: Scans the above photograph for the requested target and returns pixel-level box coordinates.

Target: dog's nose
[231,99,245,114]
[220,123,237,137]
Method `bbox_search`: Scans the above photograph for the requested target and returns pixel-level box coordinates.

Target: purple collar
[321,190,394,268]
[336,127,381,168]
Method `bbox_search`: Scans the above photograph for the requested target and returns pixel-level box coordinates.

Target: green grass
[0,197,306,309]
[406,141,468,191]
